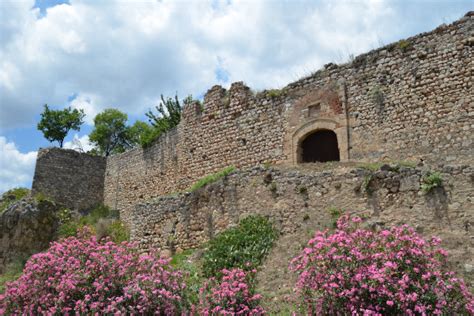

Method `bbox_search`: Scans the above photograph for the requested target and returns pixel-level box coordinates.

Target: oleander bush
[290,214,474,315]
[0,228,190,315]
[198,268,265,315]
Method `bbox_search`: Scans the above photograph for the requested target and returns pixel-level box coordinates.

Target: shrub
[0,187,29,213]
[198,268,265,315]
[0,228,190,314]
[202,215,277,278]
[57,205,128,243]
[189,166,236,192]
[290,215,474,315]
[421,171,443,194]
[104,219,130,243]
[265,88,287,99]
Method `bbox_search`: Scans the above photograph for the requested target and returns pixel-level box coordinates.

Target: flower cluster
[199,268,265,315]
[0,228,189,315]
[290,215,474,315]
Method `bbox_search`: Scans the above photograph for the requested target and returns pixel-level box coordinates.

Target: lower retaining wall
[130,163,474,285]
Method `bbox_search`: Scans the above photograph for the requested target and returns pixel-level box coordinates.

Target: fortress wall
[32,148,106,211]
[103,13,473,217]
[130,164,474,287]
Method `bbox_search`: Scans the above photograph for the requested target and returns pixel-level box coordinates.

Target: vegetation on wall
[264,88,288,99]
[0,188,29,214]
[37,104,85,148]
[421,171,443,194]
[188,166,236,192]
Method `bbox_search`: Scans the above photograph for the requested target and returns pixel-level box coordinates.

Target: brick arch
[290,119,349,164]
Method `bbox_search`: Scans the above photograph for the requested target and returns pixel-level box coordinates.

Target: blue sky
[0,0,472,193]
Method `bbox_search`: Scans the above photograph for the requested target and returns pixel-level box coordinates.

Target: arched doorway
[299,130,340,163]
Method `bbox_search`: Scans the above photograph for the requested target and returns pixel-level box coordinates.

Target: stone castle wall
[104,13,473,217]
[32,148,106,211]
[129,164,474,286]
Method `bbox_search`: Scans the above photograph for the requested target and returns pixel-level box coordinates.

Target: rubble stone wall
[130,164,474,286]
[32,148,106,211]
[104,14,473,217]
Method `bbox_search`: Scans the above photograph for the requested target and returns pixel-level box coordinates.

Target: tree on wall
[146,94,183,133]
[37,105,85,148]
[89,109,135,156]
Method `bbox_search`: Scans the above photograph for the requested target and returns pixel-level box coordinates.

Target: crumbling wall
[130,164,474,287]
[104,14,473,216]
[32,148,106,211]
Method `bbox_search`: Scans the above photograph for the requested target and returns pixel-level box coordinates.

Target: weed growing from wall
[0,188,29,214]
[189,166,236,192]
[362,173,375,196]
[421,171,443,194]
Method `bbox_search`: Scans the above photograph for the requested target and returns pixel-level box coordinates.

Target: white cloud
[0,136,37,193]
[0,0,470,131]
[63,133,94,152]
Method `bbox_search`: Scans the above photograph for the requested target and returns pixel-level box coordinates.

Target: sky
[0,0,472,193]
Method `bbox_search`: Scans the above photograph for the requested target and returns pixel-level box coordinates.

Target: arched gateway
[300,129,340,163]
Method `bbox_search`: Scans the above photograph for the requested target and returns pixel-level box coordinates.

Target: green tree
[128,120,161,148]
[89,109,133,156]
[145,94,184,135]
[37,105,85,148]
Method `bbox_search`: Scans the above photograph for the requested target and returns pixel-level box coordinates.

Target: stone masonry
[32,148,106,212]
[130,163,474,288]
[103,13,473,220]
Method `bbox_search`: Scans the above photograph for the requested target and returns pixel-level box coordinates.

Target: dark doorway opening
[300,130,340,163]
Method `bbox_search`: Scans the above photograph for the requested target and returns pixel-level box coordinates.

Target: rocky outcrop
[0,198,60,273]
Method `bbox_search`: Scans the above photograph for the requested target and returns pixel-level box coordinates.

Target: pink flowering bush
[290,215,474,315]
[0,228,190,315]
[198,268,265,315]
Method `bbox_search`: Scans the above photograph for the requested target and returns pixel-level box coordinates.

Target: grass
[189,166,236,192]
[328,206,343,228]
[398,39,411,52]
[357,162,384,172]
[265,88,287,99]
[170,249,203,305]
[0,261,24,293]
[0,188,29,214]
[356,161,417,172]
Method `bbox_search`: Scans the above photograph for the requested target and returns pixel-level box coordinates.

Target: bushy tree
[146,94,183,133]
[89,109,133,156]
[127,120,157,148]
[37,105,85,147]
